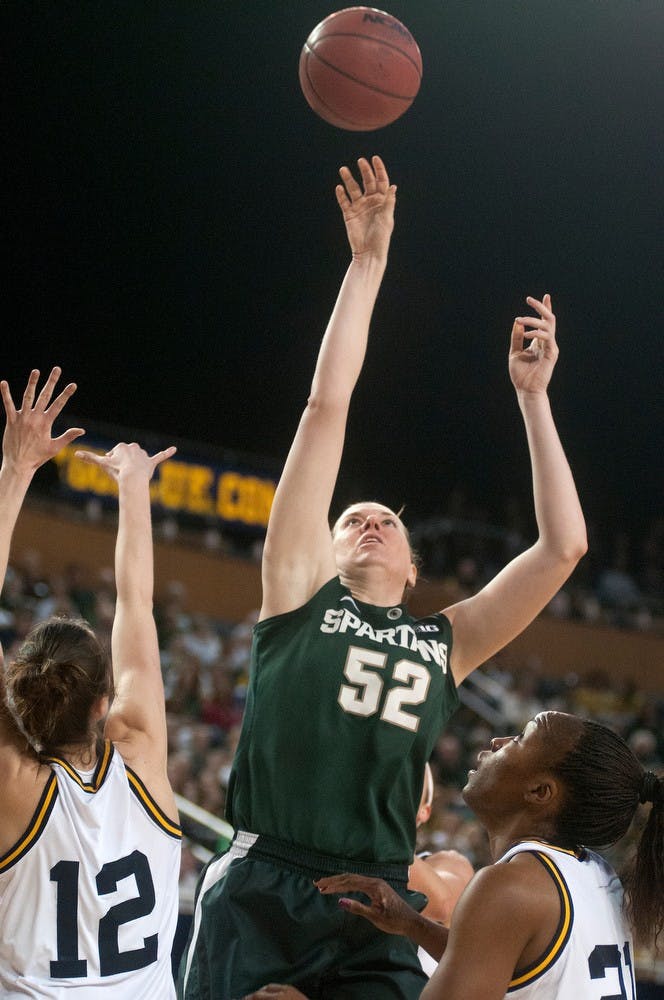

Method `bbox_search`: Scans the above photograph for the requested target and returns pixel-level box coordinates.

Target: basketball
[298,7,422,131]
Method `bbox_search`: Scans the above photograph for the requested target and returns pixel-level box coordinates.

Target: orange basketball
[298,7,423,131]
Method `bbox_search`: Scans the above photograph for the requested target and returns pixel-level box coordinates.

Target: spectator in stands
[0,368,181,996]
[628,729,662,773]
[432,731,469,788]
[201,669,244,733]
[166,650,203,718]
[33,573,76,622]
[182,614,222,668]
[65,562,98,625]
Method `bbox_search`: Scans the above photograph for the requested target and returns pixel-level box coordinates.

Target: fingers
[337,896,374,919]
[337,156,391,201]
[74,449,107,467]
[45,381,78,420]
[150,445,177,470]
[0,380,17,420]
[510,320,526,355]
[315,873,390,911]
[371,154,389,193]
[338,164,363,203]
[358,156,377,195]
[516,295,555,333]
[75,443,176,474]
[315,873,377,895]
[35,367,64,411]
[52,428,85,450]
[335,182,350,213]
[526,293,553,319]
[5,367,75,418]
[514,293,556,350]
[21,370,40,410]
[516,294,553,323]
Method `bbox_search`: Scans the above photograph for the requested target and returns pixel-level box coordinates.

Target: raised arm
[0,369,83,748]
[445,295,587,683]
[76,443,175,790]
[260,156,396,619]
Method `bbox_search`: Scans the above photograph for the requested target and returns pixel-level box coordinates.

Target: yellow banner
[52,445,276,531]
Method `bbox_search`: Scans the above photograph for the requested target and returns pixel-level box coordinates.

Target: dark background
[4,1,662,538]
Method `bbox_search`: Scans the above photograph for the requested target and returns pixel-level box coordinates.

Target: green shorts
[178,830,428,1000]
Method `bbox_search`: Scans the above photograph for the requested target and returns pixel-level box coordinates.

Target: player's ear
[524,776,559,806]
[406,562,418,591]
[416,800,432,827]
[91,694,109,724]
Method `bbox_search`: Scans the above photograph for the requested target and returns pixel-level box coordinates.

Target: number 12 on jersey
[50,850,157,978]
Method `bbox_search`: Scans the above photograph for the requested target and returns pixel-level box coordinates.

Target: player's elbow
[562,530,588,566]
[115,591,154,616]
[305,391,350,419]
[547,530,588,569]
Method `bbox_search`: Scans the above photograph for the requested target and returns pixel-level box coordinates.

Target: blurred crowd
[1,528,662,857]
[409,485,664,635]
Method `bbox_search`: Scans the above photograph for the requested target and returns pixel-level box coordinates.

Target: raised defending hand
[75,441,176,482]
[509,294,559,395]
[0,368,84,474]
[336,155,396,261]
[315,872,413,936]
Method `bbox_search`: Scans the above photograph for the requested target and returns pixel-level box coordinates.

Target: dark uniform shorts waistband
[232,829,410,886]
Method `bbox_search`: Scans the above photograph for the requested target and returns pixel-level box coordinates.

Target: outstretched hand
[0,368,84,475]
[315,872,413,936]
[336,155,396,261]
[509,294,559,395]
[75,441,176,482]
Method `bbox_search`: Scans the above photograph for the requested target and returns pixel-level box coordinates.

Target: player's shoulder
[444,860,551,964]
[464,854,554,914]
[410,609,451,629]
[0,754,53,857]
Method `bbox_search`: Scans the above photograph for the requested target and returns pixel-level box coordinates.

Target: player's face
[463,712,575,816]
[332,503,417,589]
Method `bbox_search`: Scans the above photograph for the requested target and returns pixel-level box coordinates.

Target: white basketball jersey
[499,841,637,999]
[418,944,438,977]
[0,741,181,998]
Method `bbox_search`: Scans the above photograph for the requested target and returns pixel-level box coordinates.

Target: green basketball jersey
[226,577,458,865]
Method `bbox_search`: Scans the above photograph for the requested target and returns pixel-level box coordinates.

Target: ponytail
[625,772,664,948]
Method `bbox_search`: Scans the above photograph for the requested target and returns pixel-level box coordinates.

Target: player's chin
[462,770,476,795]
[353,548,385,563]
